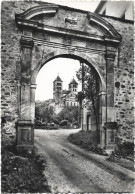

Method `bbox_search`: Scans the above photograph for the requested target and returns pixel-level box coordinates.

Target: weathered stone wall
[1,1,39,145]
[1,1,134,145]
[101,16,134,141]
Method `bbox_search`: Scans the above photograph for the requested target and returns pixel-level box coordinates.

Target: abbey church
[52,75,79,113]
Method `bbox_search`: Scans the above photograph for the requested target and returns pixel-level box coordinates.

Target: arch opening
[34,55,102,143]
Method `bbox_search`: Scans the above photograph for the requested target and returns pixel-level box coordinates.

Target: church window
[71,102,72,106]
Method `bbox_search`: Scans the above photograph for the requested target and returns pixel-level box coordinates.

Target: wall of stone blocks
[1,1,40,145]
[102,16,134,141]
[1,1,134,145]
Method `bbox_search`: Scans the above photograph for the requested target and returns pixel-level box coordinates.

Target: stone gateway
[1,1,134,150]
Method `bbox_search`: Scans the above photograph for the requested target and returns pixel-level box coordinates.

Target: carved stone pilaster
[105,52,116,61]
[20,36,34,48]
[105,49,115,122]
[20,36,34,85]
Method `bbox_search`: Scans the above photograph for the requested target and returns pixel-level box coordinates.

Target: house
[95,1,133,21]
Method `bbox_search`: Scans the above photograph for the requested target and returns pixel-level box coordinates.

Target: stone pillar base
[16,120,34,151]
[100,127,106,148]
[100,122,117,149]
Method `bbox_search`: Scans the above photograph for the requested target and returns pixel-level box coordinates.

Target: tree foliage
[59,120,68,127]
[35,101,80,127]
[54,106,80,124]
[35,100,55,123]
[76,64,99,131]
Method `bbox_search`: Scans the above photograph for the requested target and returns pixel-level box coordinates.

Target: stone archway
[15,3,121,150]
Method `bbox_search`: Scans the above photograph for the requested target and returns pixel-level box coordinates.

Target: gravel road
[35,129,134,193]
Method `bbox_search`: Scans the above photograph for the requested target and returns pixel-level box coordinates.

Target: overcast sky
[35,1,100,101]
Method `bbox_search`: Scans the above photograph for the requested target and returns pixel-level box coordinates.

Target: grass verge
[67,130,108,156]
[68,130,134,171]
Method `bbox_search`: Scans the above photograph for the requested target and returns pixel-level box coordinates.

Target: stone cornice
[30,84,37,89]
[20,36,34,48]
[15,5,58,20]
[16,18,121,44]
[87,13,122,39]
[98,91,107,95]
[105,52,116,61]
[15,4,122,44]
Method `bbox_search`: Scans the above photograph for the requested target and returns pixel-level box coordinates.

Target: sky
[35,1,100,101]
[35,58,82,100]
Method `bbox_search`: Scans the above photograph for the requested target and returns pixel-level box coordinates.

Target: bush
[35,125,46,129]
[73,121,79,126]
[52,119,59,125]
[114,141,134,159]
[47,125,59,130]
[60,120,68,127]
[68,130,108,156]
[1,146,50,193]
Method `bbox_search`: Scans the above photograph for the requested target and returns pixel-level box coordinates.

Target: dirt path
[35,129,134,193]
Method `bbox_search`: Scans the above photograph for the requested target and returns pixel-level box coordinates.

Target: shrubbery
[60,120,68,127]
[68,130,108,156]
[1,145,51,193]
[109,139,134,161]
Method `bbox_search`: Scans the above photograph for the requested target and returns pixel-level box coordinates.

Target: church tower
[53,75,63,103]
[68,77,78,94]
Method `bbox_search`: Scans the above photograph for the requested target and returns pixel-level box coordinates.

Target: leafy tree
[76,64,99,138]
[55,106,79,125]
[75,91,84,126]
[35,100,55,124]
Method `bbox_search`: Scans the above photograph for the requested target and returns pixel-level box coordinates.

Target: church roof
[62,90,69,94]
[53,75,63,82]
[69,77,78,85]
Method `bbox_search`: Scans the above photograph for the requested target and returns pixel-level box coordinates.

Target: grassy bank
[1,145,51,193]
[68,130,134,171]
[67,130,108,155]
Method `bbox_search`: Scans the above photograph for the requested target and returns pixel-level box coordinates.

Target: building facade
[53,75,79,113]
[95,1,133,21]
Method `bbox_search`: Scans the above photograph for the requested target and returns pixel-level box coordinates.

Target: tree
[35,100,55,124]
[75,91,84,126]
[55,106,79,126]
[76,64,99,139]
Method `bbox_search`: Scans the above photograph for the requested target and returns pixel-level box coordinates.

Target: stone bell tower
[68,77,78,94]
[53,75,63,103]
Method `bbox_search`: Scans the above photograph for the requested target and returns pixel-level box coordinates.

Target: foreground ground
[35,129,134,193]
[1,145,50,193]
